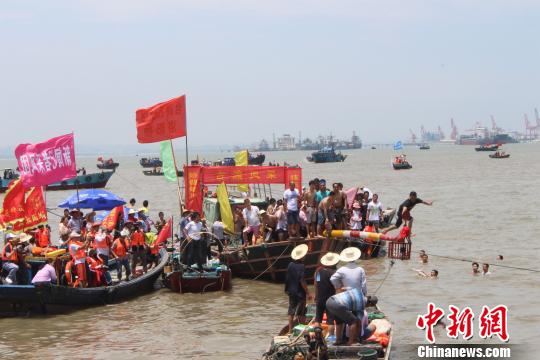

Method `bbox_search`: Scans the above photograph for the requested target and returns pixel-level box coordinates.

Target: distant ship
[306,147,347,163]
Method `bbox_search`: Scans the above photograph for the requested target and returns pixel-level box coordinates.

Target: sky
[1,0,540,150]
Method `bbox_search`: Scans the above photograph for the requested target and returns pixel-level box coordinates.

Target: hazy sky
[1,1,539,148]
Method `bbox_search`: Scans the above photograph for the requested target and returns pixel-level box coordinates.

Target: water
[1,143,539,359]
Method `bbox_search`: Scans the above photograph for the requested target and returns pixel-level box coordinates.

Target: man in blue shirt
[326,287,365,346]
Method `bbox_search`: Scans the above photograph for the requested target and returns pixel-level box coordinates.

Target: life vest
[68,240,86,262]
[65,260,74,285]
[86,257,103,286]
[94,235,110,250]
[130,231,145,247]
[113,238,128,257]
[37,228,50,247]
[1,243,18,262]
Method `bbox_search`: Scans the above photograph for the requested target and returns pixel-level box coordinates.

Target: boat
[475,144,499,151]
[489,152,510,159]
[96,157,119,170]
[142,169,183,177]
[418,143,430,150]
[263,303,392,360]
[306,147,347,163]
[249,153,266,165]
[163,254,232,293]
[392,156,412,170]
[139,157,163,168]
[371,146,376,150]
[0,251,169,312]
[0,168,20,192]
[44,171,115,191]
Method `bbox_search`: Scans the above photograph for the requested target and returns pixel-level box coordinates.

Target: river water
[1,143,539,359]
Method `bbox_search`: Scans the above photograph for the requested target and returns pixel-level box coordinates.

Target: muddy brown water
[1,143,539,359]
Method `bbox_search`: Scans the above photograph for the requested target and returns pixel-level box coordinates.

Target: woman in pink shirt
[31,258,57,285]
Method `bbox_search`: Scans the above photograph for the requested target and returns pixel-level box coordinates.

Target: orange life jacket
[68,240,86,262]
[2,243,18,262]
[130,231,145,247]
[113,238,128,257]
[37,228,50,247]
[93,234,110,250]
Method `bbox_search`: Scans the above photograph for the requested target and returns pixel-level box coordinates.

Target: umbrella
[58,189,126,211]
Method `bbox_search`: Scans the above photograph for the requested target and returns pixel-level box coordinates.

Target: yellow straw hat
[339,247,361,262]
[291,244,309,260]
[320,252,340,266]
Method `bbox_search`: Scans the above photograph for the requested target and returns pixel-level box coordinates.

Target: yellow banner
[235,150,249,193]
[216,182,235,234]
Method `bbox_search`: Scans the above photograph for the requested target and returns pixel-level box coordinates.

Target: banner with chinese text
[23,186,47,230]
[184,166,203,213]
[15,133,76,188]
[0,179,25,227]
[136,95,187,143]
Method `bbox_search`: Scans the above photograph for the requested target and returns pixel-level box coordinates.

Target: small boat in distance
[0,168,19,192]
[142,168,183,177]
[96,157,119,170]
[249,153,266,165]
[475,144,499,151]
[163,254,231,293]
[306,147,347,163]
[489,150,510,159]
[419,143,430,150]
[139,157,163,168]
[392,155,412,170]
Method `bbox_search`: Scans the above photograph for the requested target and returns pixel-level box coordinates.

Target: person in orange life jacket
[130,223,148,275]
[87,249,111,286]
[112,229,131,281]
[93,224,112,283]
[67,231,90,288]
[2,234,20,284]
[36,224,50,248]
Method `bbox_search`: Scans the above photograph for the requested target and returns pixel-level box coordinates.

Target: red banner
[15,133,77,188]
[199,166,302,184]
[284,167,302,192]
[156,218,172,246]
[23,186,47,230]
[0,179,25,227]
[136,95,187,143]
[184,166,203,213]
[102,205,123,231]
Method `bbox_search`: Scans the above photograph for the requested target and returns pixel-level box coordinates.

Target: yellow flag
[235,150,249,193]
[216,182,235,234]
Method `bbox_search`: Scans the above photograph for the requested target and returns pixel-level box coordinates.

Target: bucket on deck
[388,241,411,260]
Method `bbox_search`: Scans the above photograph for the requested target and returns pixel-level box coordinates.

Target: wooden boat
[475,144,499,151]
[142,169,183,177]
[139,157,163,168]
[392,161,412,170]
[163,254,232,293]
[263,304,392,360]
[0,251,169,312]
[45,171,115,191]
[307,147,347,163]
[96,157,119,170]
[489,153,510,159]
[249,153,266,165]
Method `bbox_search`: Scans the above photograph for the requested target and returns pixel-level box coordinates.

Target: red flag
[136,95,187,143]
[102,206,123,231]
[155,218,172,246]
[23,187,48,230]
[0,179,25,227]
[15,133,77,188]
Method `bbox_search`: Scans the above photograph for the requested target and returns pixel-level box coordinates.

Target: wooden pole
[170,139,184,214]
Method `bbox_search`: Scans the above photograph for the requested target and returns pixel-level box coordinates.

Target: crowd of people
[1,198,167,287]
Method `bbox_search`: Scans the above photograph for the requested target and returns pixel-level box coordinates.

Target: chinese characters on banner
[183,166,303,213]
[0,179,25,228]
[417,303,509,344]
[15,133,76,188]
[136,95,187,143]
[21,186,47,230]
[101,206,123,231]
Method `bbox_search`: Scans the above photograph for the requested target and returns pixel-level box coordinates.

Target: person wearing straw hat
[314,252,339,339]
[331,247,367,298]
[1,233,20,284]
[68,209,84,233]
[285,244,313,333]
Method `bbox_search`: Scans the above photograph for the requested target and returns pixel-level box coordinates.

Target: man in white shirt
[283,182,300,237]
[242,198,261,246]
[184,212,204,269]
[366,193,384,232]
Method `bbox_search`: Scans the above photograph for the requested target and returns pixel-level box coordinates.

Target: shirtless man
[318,196,332,236]
[261,211,278,242]
[302,180,318,237]
[326,183,347,230]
